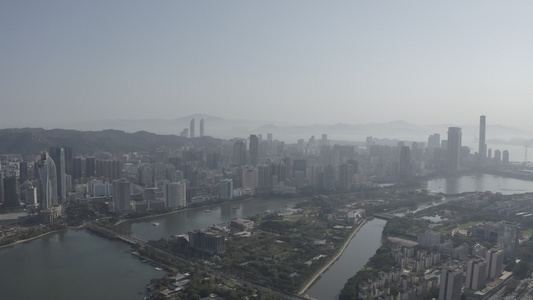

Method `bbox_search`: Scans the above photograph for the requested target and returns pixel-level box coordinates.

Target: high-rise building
[466,257,487,291]
[25,185,38,207]
[232,140,247,166]
[19,161,29,182]
[165,181,186,208]
[249,134,259,166]
[479,115,486,162]
[220,179,233,200]
[72,157,83,180]
[486,247,504,279]
[3,176,20,207]
[447,127,462,172]
[36,152,58,209]
[63,146,73,176]
[498,221,520,262]
[49,147,66,203]
[398,146,411,178]
[438,265,463,300]
[96,159,122,180]
[112,179,131,213]
[86,157,95,177]
[199,118,204,137]
[0,171,4,204]
[190,118,195,138]
[502,150,510,165]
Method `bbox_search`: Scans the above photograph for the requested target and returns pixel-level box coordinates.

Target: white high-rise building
[165,181,186,209]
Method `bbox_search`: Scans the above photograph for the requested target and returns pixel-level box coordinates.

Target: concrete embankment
[298,218,368,295]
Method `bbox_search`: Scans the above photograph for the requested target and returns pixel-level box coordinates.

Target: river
[0,229,162,300]
[426,173,533,195]
[306,218,387,300]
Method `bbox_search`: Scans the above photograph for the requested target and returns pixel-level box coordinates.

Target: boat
[204,209,211,212]
[152,222,159,226]
[155,267,162,271]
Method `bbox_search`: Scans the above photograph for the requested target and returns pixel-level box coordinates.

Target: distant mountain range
[61,114,532,144]
[2,115,532,156]
[0,128,222,155]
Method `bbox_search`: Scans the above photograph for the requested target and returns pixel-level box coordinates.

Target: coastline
[298,217,368,296]
[0,228,67,250]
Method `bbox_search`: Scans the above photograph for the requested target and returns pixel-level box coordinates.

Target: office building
[417,228,441,249]
[36,152,58,209]
[96,159,122,180]
[447,127,462,172]
[188,228,225,254]
[498,221,520,262]
[479,115,486,162]
[64,146,73,176]
[19,161,29,182]
[466,257,487,291]
[25,185,38,208]
[502,150,509,165]
[113,179,131,213]
[220,179,233,200]
[49,147,67,203]
[72,157,83,180]
[438,265,463,300]
[190,118,195,138]
[249,134,259,166]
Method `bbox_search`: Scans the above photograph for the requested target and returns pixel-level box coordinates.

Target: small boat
[204,209,211,212]
[155,267,163,271]
[152,222,159,226]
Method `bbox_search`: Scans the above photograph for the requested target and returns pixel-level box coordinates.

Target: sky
[1,1,533,130]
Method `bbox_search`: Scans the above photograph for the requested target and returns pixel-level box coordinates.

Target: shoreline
[0,228,67,250]
[298,217,368,296]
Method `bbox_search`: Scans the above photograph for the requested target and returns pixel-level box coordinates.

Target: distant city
[1,115,533,300]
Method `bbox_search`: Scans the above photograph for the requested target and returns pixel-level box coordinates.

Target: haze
[1,1,532,132]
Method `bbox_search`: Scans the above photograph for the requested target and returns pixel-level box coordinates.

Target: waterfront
[306,218,387,300]
[120,197,302,240]
[426,173,533,195]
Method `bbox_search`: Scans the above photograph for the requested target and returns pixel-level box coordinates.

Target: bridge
[373,213,398,220]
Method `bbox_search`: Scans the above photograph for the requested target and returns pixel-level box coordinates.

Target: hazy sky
[1,1,532,129]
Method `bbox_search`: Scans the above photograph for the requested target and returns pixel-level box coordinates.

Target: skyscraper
[498,221,520,262]
[190,118,195,138]
[249,134,259,166]
[479,115,487,162]
[199,118,204,137]
[465,257,487,291]
[36,152,58,209]
[486,247,504,279]
[49,147,66,203]
[113,179,131,213]
[165,181,186,208]
[438,265,463,300]
[220,179,233,200]
[398,146,411,178]
[447,127,462,172]
[232,140,247,166]
[3,176,20,207]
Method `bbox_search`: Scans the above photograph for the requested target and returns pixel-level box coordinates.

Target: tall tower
[438,265,463,300]
[398,146,411,178]
[249,134,259,166]
[447,127,462,172]
[479,115,487,161]
[486,247,504,279]
[190,118,195,138]
[36,152,58,209]
[49,147,66,203]
[199,118,204,137]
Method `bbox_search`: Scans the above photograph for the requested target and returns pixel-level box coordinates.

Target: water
[0,230,162,300]
[306,218,387,300]
[426,173,533,195]
[121,197,302,240]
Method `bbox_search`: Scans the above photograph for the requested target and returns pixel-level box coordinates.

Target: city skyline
[2,2,533,130]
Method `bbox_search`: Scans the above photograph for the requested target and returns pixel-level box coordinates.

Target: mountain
[0,128,222,155]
